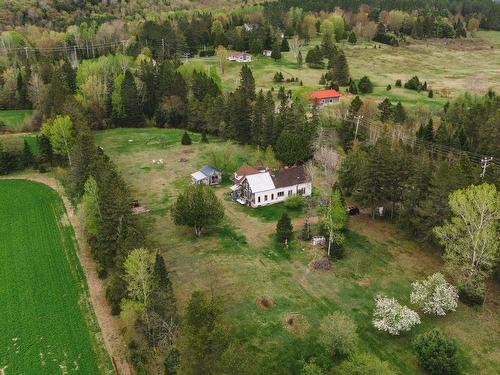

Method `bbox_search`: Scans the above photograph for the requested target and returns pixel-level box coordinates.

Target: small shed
[191,166,222,185]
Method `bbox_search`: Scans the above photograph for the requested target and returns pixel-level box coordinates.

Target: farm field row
[94,127,500,374]
[0,179,111,374]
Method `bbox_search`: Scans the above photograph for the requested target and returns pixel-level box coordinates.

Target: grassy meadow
[188,31,500,109]
[95,128,500,374]
[0,180,112,374]
[0,109,33,131]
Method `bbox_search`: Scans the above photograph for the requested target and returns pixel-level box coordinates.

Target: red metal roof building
[309,89,341,106]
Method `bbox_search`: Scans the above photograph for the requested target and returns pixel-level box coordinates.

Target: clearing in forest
[0,180,111,374]
[95,127,500,374]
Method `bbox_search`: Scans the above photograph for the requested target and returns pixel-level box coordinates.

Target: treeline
[265,0,500,30]
[4,53,319,165]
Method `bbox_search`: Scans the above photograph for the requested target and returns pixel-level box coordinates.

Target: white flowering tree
[373,296,420,335]
[410,273,458,316]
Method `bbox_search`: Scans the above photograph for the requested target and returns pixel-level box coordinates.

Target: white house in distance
[191,166,222,185]
[309,89,341,106]
[262,49,272,57]
[227,51,252,63]
[230,164,312,207]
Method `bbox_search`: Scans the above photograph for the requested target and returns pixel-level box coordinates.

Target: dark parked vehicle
[347,206,360,215]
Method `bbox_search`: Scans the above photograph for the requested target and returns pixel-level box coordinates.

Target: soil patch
[282,313,309,334]
[256,296,274,310]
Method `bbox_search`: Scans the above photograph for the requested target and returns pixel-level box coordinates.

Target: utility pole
[480,156,493,179]
[354,115,363,141]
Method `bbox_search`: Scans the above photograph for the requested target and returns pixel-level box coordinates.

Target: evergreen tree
[395,79,402,87]
[201,130,209,143]
[393,102,406,123]
[252,91,266,146]
[349,96,363,116]
[16,71,29,108]
[281,38,290,52]
[348,80,358,94]
[276,212,293,244]
[428,89,434,98]
[358,76,374,93]
[60,59,77,94]
[387,84,392,91]
[22,139,33,167]
[262,91,275,147]
[330,50,350,86]
[297,50,303,68]
[378,98,393,122]
[239,65,256,101]
[44,68,69,117]
[121,70,144,127]
[348,31,357,44]
[181,131,192,145]
[271,40,282,60]
[154,252,172,290]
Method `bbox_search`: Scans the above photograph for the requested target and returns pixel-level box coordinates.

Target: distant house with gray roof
[191,166,222,185]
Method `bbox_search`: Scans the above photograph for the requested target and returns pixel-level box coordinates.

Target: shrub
[318,311,358,358]
[105,274,127,315]
[386,84,392,91]
[413,329,460,375]
[428,89,434,98]
[181,131,192,145]
[336,353,396,375]
[410,273,458,315]
[404,76,423,91]
[373,295,420,335]
[199,49,215,57]
[458,283,484,306]
[284,195,305,209]
[395,79,402,87]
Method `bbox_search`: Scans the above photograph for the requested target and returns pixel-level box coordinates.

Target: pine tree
[386,84,392,91]
[281,38,290,52]
[262,91,275,147]
[121,70,144,127]
[154,253,172,290]
[348,80,358,94]
[60,59,76,94]
[349,96,363,116]
[330,50,350,86]
[428,89,434,98]
[358,76,373,93]
[276,212,293,244]
[22,139,33,167]
[181,131,192,145]
[423,119,434,141]
[271,40,282,60]
[348,31,357,44]
[239,65,256,101]
[297,50,303,68]
[378,98,393,122]
[16,71,29,108]
[392,102,406,123]
[252,91,266,146]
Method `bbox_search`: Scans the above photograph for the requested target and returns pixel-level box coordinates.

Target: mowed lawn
[95,128,500,374]
[0,109,33,131]
[0,180,111,374]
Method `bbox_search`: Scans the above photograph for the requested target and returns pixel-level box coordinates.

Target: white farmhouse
[230,165,312,207]
[227,51,252,63]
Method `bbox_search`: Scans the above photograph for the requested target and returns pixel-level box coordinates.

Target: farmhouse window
[271,193,274,200]
[288,190,293,196]
[264,195,268,201]
[277,191,284,197]
[258,196,261,203]
[298,187,306,195]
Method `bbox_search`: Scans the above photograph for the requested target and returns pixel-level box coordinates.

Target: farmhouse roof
[270,165,310,188]
[310,89,341,100]
[235,163,259,177]
[244,172,275,193]
[200,165,218,176]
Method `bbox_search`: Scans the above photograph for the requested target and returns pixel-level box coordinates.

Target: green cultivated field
[95,128,500,374]
[0,109,33,131]
[0,180,111,374]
